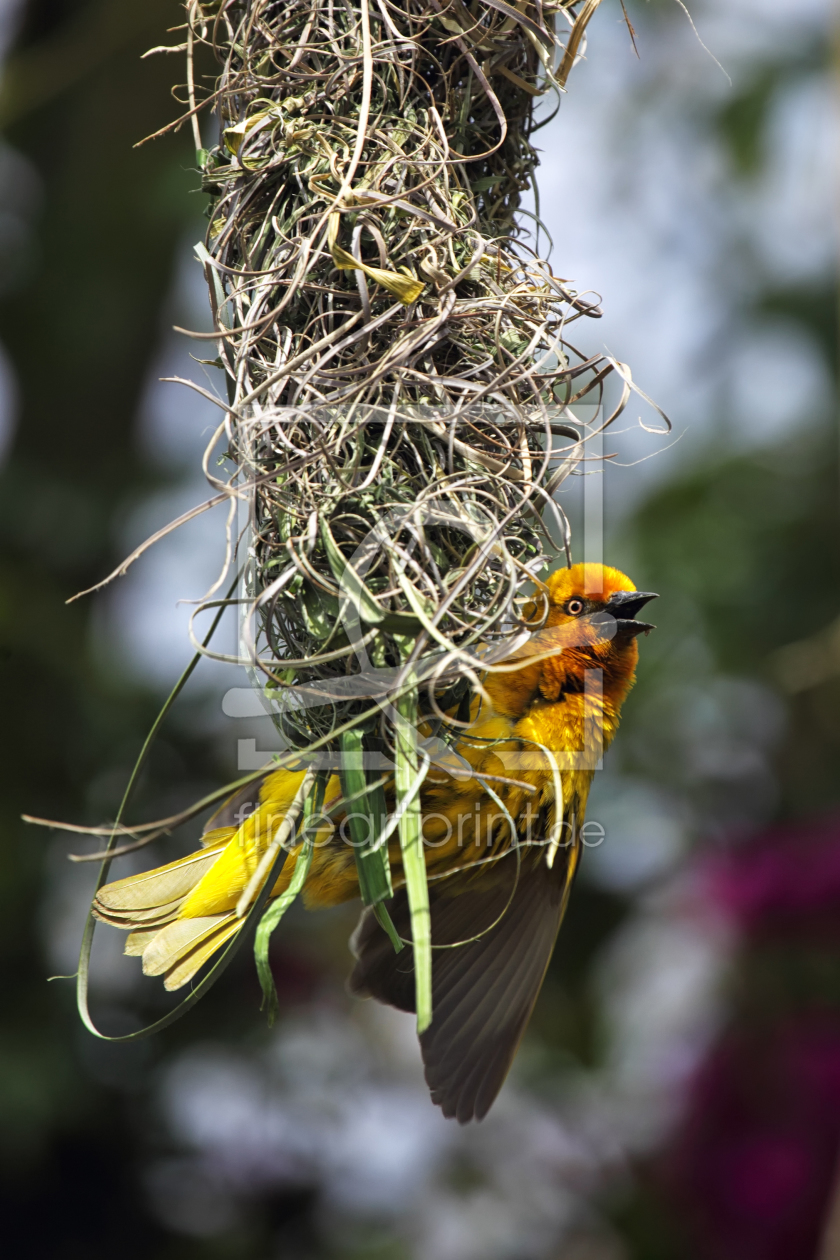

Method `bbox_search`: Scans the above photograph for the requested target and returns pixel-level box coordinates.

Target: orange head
[541,564,654,624]
[512,563,658,709]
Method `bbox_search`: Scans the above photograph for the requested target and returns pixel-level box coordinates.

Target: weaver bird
[94,563,655,1121]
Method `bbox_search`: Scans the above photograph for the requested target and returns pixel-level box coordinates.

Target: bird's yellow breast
[178,668,623,917]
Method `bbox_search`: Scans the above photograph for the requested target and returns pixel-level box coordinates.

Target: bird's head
[541,564,656,632]
[498,563,657,712]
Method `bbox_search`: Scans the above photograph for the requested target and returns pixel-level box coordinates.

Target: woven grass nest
[174,0,642,737]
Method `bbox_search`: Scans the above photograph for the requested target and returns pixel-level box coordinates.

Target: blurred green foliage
[599,18,840,1259]
[0,1,226,1253]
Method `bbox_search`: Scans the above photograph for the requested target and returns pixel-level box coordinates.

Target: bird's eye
[566,598,585,616]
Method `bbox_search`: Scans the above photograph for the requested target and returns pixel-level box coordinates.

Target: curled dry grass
[165,0,644,747]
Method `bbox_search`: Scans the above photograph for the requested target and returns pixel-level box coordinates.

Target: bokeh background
[1,1,838,1257]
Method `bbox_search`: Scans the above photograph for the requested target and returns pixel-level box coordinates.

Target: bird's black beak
[605,590,658,639]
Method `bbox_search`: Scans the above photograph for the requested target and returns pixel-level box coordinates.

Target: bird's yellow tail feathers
[93,844,228,930]
[92,767,316,990]
[92,835,243,990]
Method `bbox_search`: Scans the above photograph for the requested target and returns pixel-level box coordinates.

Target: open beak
[605,589,658,639]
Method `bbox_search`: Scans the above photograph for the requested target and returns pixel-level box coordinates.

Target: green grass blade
[254,770,327,1026]
[373,901,404,953]
[339,728,403,954]
[77,575,241,1040]
[395,677,432,1033]
[339,727,393,905]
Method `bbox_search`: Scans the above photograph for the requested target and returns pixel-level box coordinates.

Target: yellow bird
[94,563,655,1121]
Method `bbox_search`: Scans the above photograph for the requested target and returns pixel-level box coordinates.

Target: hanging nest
[174,0,634,744]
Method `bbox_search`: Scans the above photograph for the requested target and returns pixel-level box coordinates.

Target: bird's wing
[348,848,575,1122]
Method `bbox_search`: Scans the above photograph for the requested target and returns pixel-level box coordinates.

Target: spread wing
[348,849,576,1122]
